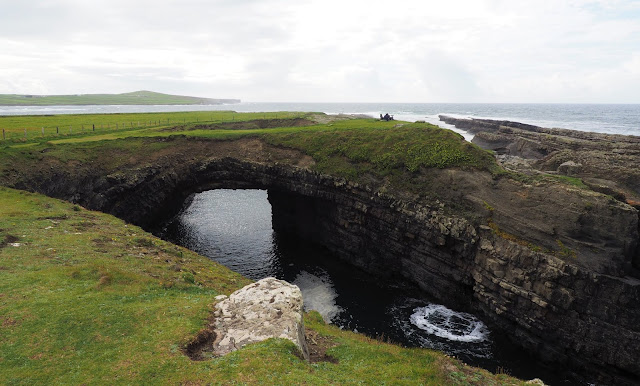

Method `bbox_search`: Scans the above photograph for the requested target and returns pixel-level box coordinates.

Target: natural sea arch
[9,136,640,384]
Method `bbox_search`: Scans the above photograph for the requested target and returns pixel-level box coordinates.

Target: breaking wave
[410,304,489,343]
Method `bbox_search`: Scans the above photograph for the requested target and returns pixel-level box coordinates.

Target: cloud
[0,0,639,102]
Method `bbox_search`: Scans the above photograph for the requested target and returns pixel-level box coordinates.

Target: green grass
[547,174,588,189]
[0,112,501,208]
[0,110,306,142]
[0,90,239,106]
[260,120,498,177]
[0,187,525,384]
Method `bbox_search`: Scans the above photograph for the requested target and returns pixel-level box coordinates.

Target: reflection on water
[159,189,561,383]
[166,190,281,279]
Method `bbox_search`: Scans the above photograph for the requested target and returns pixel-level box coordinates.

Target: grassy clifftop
[0,90,240,106]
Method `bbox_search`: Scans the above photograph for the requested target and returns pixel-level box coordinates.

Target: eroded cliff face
[439,115,640,275]
[5,136,640,384]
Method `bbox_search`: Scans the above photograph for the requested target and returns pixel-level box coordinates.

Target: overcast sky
[1,0,639,103]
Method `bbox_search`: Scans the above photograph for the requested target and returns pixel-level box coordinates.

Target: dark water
[160,189,568,384]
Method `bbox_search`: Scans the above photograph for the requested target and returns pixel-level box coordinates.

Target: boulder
[557,160,582,176]
[211,277,309,360]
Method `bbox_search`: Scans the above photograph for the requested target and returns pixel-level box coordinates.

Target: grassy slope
[0,91,238,106]
[0,187,523,385]
[0,112,526,384]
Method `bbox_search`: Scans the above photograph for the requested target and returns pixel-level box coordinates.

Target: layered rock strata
[439,115,640,274]
[438,115,640,206]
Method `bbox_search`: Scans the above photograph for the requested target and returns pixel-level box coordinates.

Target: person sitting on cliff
[383,113,392,121]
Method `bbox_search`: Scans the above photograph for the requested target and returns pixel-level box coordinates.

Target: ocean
[1,103,638,140]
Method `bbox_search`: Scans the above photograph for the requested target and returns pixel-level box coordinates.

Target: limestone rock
[212,277,309,360]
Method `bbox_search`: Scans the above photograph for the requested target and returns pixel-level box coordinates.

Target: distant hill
[0,91,240,106]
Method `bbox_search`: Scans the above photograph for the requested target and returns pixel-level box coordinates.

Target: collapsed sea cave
[8,136,640,385]
[158,188,525,376]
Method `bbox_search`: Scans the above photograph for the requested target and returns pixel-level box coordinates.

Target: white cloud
[0,0,638,102]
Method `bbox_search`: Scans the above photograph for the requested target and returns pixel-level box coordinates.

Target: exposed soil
[305,329,338,364]
[165,118,316,132]
[129,137,315,169]
[183,328,217,361]
[0,234,20,249]
[2,316,19,327]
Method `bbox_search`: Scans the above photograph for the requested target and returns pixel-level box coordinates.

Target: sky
[1,0,639,103]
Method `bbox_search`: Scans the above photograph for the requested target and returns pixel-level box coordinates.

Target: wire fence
[0,112,300,141]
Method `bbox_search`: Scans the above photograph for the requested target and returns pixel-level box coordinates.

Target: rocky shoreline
[439,115,640,207]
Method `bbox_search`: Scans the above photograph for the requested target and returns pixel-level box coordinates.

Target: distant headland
[0,90,240,106]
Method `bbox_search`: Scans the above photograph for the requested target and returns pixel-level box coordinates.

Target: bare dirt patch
[2,316,19,328]
[38,214,69,221]
[166,118,316,132]
[309,113,372,124]
[183,328,217,361]
[305,329,338,364]
[0,234,20,249]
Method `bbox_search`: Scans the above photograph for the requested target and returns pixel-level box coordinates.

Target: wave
[293,270,342,323]
[410,304,489,343]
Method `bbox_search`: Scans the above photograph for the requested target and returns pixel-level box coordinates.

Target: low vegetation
[0,187,526,384]
[261,120,499,178]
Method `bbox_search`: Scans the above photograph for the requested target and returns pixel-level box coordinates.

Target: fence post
[93,124,95,131]
[24,128,27,138]
[2,129,4,140]
[69,126,72,134]
[56,127,59,134]
[42,127,44,136]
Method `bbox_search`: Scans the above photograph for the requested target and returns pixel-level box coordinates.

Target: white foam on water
[410,304,489,343]
[293,270,342,323]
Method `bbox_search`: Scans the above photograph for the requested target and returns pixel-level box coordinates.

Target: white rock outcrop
[211,277,309,360]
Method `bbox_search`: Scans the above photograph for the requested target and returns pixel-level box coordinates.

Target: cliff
[2,117,639,384]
